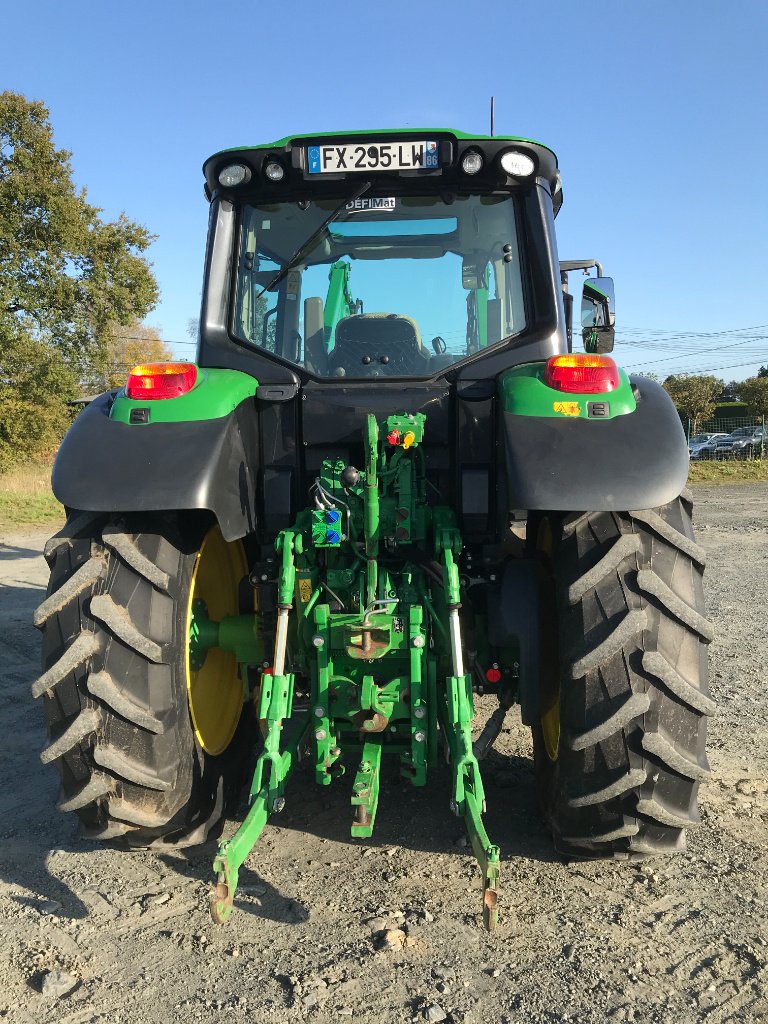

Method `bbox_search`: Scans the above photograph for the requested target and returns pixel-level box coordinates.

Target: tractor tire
[531,490,714,859]
[33,511,253,846]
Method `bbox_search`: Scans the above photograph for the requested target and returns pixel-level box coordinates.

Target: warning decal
[553,401,581,417]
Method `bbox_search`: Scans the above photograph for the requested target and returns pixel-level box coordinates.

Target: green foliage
[662,374,724,433]
[737,376,768,419]
[0,330,78,471]
[0,91,159,469]
[758,365,768,378]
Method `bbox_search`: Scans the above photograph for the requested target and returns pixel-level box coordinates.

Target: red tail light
[126,363,198,400]
[545,355,620,394]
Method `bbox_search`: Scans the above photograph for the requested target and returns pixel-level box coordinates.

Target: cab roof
[203,128,562,213]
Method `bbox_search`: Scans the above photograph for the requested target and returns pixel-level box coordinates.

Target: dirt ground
[1,485,766,1024]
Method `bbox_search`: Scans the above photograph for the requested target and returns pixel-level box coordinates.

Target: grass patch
[0,459,63,531]
[688,459,768,484]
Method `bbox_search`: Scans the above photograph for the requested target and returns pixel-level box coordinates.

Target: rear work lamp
[126,363,198,401]
[545,354,620,394]
[500,149,535,177]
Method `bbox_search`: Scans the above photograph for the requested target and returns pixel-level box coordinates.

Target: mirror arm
[559,259,604,277]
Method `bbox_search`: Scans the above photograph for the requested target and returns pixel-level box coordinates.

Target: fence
[686,415,767,461]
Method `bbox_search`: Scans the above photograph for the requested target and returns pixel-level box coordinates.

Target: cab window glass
[234,194,526,377]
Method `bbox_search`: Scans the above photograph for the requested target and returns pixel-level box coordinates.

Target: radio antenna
[490,96,495,136]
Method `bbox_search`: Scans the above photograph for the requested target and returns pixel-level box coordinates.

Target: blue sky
[4,0,767,381]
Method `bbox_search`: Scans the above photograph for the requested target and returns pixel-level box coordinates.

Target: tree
[0,91,160,467]
[98,320,173,390]
[0,91,158,375]
[738,377,768,419]
[758,365,768,379]
[0,329,78,470]
[662,374,724,433]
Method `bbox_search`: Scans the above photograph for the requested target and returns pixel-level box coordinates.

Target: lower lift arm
[210,532,310,923]
[437,536,500,930]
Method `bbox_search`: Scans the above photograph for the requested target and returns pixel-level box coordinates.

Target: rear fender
[499,368,688,512]
[52,369,260,541]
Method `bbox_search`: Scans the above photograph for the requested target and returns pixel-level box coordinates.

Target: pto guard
[500,373,689,512]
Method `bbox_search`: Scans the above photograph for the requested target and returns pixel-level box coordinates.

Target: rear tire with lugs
[33,511,251,846]
[532,491,714,858]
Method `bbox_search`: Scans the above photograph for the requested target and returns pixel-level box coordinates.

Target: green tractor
[34,130,713,930]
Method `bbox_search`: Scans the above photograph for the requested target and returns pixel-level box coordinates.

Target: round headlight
[218,163,250,187]
[500,150,535,177]
[264,160,285,182]
[461,150,483,175]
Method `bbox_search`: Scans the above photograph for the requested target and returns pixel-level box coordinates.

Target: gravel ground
[0,485,766,1024]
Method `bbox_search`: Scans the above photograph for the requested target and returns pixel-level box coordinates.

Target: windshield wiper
[252,180,371,304]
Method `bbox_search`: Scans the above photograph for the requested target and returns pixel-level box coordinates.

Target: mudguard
[500,372,689,512]
[52,391,260,541]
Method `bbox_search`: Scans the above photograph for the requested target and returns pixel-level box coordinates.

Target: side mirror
[581,277,615,353]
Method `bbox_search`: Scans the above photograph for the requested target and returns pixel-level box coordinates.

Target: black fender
[52,394,259,541]
[501,376,689,512]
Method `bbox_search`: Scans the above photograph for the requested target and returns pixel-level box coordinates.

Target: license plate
[307,140,440,174]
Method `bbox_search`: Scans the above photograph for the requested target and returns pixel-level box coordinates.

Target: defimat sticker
[345,197,396,213]
[553,401,581,417]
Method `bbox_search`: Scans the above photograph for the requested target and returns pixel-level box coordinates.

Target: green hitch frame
[208,409,502,931]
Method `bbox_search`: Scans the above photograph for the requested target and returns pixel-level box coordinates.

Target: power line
[662,358,768,377]
[622,335,767,370]
[619,323,768,338]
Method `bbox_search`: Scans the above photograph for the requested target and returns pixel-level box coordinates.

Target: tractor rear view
[34,130,713,929]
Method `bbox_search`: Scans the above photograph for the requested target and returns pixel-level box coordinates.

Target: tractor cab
[199,130,567,385]
[197,131,578,543]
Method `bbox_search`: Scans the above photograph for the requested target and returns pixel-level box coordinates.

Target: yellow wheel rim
[186,525,249,756]
[537,519,561,762]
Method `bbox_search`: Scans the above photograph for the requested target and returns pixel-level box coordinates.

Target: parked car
[714,426,766,459]
[688,432,729,459]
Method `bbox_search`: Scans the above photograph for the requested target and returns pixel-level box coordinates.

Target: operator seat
[329,313,431,377]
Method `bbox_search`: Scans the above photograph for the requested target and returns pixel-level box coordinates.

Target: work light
[461,151,483,175]
[264,160,285,182]
[218,163,250,187]
[500,149,535,177]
